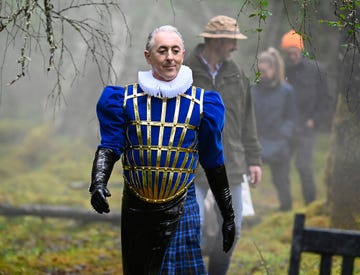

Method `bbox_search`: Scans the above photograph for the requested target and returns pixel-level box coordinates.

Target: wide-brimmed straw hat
[199,15,247,40]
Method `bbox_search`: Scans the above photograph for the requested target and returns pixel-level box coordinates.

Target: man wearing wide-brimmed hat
[185,15,263,275]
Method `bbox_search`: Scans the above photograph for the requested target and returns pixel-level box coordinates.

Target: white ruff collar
[138,65,193,98]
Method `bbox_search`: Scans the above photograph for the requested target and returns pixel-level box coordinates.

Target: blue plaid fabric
[160,184,207,275]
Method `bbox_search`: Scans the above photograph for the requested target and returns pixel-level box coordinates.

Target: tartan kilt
[160,184,207,275]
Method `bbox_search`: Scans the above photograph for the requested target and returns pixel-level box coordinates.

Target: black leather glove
[205,164,235,253]
[89,147,119,214]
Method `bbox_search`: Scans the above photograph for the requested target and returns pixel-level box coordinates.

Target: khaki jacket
[185,44,262,183]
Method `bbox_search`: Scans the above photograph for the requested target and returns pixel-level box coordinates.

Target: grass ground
[0,121,358,274]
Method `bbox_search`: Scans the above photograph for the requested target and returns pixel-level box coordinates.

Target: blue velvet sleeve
[198,91,226,169]
[96,85,126,157]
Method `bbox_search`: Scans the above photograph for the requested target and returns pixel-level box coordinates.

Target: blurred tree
[0,0,130,105]
[323,0,360,230]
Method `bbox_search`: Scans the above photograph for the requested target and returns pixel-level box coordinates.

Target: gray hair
[145,25,185,52]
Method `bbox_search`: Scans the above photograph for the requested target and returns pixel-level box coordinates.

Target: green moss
[0,121,358,274]
[0,119,33,144]
[0,217,122,274]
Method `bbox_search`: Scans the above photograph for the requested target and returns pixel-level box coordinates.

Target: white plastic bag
[241,174,255,217]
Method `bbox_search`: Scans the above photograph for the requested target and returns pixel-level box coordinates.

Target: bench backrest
[288,213,360,275]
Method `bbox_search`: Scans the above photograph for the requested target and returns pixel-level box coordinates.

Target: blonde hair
[258,47,285,84]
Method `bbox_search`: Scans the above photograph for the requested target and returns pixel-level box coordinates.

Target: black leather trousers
[121,185,186,275]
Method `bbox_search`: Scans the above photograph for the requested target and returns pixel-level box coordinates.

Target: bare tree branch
[235,0,272,81]
[0,0,131,107]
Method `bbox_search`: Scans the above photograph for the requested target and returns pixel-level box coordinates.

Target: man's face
[144,31,185,81]
[283,47,302,66]
[216,39,238,61]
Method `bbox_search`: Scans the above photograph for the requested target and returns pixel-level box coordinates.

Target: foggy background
[0,0,338,146]
[1,0,352,273]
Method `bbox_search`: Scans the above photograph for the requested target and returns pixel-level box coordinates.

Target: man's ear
[144,50,151,64]
[181,50,186,63]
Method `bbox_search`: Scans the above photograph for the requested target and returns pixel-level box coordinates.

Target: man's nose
[167,50,174,60]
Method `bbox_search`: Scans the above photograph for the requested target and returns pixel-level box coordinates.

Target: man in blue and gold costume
[89,25,235,275]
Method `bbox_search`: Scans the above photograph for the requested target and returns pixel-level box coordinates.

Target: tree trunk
[326,41,360,229]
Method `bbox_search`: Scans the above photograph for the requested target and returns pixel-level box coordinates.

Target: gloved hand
[89,147,119,214]
[90,184,111,214]
[222,213,235,253]
[205,164,235,253]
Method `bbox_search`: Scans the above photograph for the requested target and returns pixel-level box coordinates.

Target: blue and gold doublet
[122,84,203,203]
[96,84,225,204]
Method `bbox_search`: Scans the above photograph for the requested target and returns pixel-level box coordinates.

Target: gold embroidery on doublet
[122,85,204,203]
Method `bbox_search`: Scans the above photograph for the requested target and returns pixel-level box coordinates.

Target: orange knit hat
[281,30,304,50]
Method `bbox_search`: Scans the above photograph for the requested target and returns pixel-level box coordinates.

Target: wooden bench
[288,213,360,275]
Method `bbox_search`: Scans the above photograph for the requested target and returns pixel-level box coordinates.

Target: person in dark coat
[281,30,331,205]
[252,47,297,211]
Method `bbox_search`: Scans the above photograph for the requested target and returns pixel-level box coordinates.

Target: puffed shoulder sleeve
[96,85,126,157]
[198,91,226,169]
